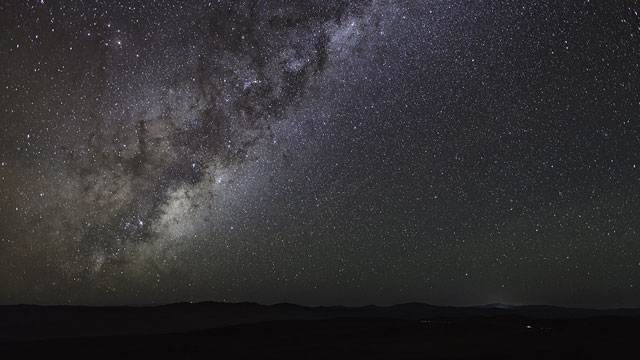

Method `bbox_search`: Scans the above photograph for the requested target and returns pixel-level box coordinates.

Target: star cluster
[1,0,639,307]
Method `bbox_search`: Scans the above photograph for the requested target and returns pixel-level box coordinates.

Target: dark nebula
[0,1,639,307]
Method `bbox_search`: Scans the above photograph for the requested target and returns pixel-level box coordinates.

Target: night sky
[1,0,639,308]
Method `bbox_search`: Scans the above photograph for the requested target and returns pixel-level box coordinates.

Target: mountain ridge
[2,300,640,343]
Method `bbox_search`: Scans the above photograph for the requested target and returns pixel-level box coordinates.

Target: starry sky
[1,0,639,308]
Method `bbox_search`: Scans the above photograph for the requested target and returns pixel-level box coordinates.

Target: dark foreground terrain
[1,302,639,359]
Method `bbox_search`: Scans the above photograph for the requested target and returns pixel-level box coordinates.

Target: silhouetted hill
[1,301,640,343]
[2,302,640,359]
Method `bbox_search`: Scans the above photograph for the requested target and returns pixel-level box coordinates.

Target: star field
[1,0,639,307]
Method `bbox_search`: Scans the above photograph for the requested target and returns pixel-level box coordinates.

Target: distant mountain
[475,303,517,309]
[1,301,639,342]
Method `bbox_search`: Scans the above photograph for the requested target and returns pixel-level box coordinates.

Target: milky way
[1,1,639,307]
